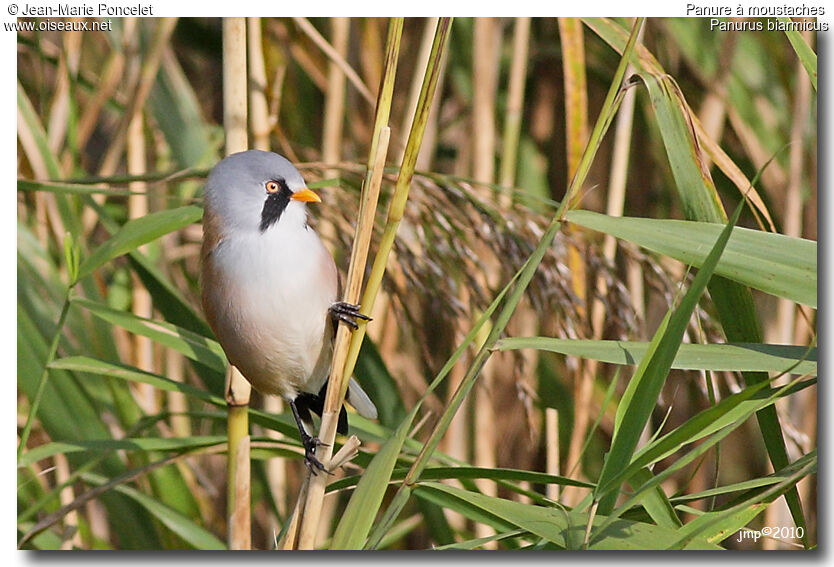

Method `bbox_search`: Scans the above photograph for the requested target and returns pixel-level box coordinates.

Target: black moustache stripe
[259,180,292,232]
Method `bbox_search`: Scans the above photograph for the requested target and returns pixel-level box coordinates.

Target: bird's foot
[300,431,330,475]
[329,301,372,330]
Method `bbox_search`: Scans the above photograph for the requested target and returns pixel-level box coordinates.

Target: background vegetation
[17,16,817,550]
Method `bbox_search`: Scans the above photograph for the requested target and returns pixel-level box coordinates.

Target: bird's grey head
[203,150,315,234]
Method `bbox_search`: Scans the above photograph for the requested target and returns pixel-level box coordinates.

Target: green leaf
[415,482,720,550]
[48,356,224,405]
[18,179,135,196]
[565,211,816,308]
[602,377,813,510]
[579,20,809,537]
[670,451,816,548]
[62,232,81,283]
[77,205,202,281]
[17,307,162,548]
[72,297,226,372]
[332,405,419,549]
[433,529,527,550]
[19,436,226,468]
[595,199,744,513]
[671,477,790,505]
[588,377,813,540]
[496,338,817,376]
[628,467,681,529]
[778,18,817,91]
[82,472,226,550]
[328,465,595,494]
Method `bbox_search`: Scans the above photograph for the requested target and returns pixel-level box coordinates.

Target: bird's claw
[329,301,372,330]
[301,433,331,476]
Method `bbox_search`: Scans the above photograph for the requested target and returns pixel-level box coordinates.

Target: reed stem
[341,17,453,389]
[222,16,252,550]
[295,128,391,549]
[294,18,406,549]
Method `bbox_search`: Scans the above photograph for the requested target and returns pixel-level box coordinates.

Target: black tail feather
[293,381,348,435]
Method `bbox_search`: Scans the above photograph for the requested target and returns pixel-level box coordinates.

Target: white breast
[207,211,338,399]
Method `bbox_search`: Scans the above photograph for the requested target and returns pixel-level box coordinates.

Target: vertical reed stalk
[222,16,252,550]
[248,18,270,151]
[545,408,560,501]
[471,16,501,547]
[499,17,531,197]
[318,15,351,262]
[322,17,350,173]
[294,17,405,549]
[398,17,439,164]
[315,18,351,543]
[296,126,391,549]
[166,352,190,437]
[497,19,541,511]
[127,93,155,414]
[559,17,589,205]
[54,453,81,548]
[558,17,591,506]
[340,17,452,413]
[564,21,644,504]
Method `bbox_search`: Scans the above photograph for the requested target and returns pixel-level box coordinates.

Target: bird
[200,149,377,473]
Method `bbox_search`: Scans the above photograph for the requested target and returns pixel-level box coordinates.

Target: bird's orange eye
[266,181,280,193]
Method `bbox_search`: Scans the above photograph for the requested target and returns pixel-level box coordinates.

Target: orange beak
[291,187,321,203]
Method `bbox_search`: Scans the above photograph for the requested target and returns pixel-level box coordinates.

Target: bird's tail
[347,377,378,420]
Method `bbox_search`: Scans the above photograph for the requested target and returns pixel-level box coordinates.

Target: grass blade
[48,356,224,405]
[72,297,226,373]
[81,472,225,550]
[415,482,720,550]
[76,205,202,282]
[778,18,817,91]
[330,405,419,549]
[565,211,816,307]
[496,338,817,376]
[594,198,744,513]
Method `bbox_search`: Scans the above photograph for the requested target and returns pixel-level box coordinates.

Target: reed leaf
[415,482,720,550]
[565,211,816,307]
[778,18,817,91]
[81,473,226,550]
[594,198,744,513]
[584,17,808,539]
[72,297,226,373]
[495,339,816,376]
[76,206,202,282]
[48,356,224,405]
